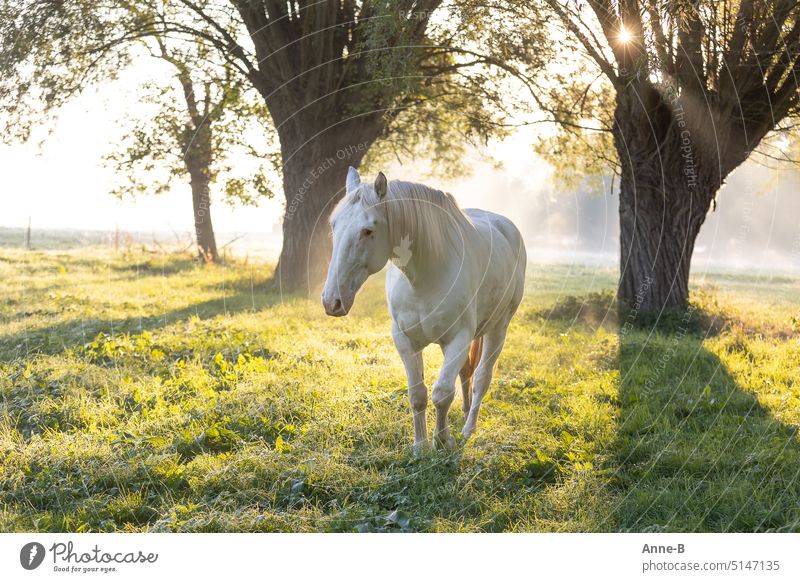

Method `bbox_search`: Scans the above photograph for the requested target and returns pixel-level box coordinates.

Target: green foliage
[0,1,279,207]
[0,0,134,142]
[0,1,540,191]
[1,248,799,532]
[101,37,279,206]
[531,62,617,192]
[362,2,546,178]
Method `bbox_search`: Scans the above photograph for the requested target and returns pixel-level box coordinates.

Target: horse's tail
[459,336,483,413]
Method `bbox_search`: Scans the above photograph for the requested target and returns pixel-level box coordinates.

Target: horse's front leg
[432,331,473,450]
[392,326,428,454]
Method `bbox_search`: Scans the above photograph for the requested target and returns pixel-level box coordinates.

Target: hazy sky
[1,61,799,272]
[1,64,286,235]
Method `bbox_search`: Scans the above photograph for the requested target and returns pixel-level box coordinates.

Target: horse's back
[464,208,526,268]
[385,206,526,343]
[464,208,527,325]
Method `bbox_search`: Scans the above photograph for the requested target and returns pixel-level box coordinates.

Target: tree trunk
[272,128,374,294]
[613,85,720,312]
[617,173,709,311]
[189,167,219,263]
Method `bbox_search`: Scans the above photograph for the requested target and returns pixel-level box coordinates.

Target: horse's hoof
[433,434,456,451]
[461,424,475,439]
[413,440,430,456]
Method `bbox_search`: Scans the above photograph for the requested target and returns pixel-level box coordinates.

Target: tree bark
[271,117,379,294]
[613,85,720,312]
[617,173,709,311]
[189,166,219,263]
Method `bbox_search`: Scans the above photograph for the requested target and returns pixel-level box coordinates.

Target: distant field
[0,226,283,258]
[0,247,799,532]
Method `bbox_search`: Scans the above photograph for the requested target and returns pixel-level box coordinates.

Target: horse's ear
[374,172,388,199]
[346,166,361,194]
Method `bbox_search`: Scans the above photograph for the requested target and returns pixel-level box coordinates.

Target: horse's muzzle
[322,296,348,317]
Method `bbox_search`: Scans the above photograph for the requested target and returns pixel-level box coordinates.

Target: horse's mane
[340,179,475,266]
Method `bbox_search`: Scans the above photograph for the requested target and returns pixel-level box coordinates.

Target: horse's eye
[360,228,373,238]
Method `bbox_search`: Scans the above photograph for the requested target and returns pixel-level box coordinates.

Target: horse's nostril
[333,298,342,312]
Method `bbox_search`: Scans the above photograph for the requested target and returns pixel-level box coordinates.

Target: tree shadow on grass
[531,288,797,339]
[609,318,800,532]
[524,292,800,532]
[0,269,295,362]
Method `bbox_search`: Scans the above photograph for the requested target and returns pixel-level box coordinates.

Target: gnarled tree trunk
[613,84,732,312]
[617,172,712,311]
[542,0,800,313]
[230,2,445,294]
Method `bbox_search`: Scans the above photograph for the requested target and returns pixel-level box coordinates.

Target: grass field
[1,246,799,532]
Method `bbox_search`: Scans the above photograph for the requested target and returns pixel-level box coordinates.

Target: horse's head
[322,167,391,317]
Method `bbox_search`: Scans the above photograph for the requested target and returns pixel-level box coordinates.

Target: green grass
[1,247,799,532]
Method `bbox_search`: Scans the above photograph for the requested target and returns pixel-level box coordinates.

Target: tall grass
[0,248,798,531]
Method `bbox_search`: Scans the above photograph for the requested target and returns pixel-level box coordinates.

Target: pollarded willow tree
[536,0,800,311]
[1,0,535,292]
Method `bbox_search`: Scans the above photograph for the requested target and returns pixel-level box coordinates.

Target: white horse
[322,167,526,452]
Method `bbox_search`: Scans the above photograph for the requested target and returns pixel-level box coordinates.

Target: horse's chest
[390,294,469,345]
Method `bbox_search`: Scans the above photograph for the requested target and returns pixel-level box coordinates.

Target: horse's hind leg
[462,327,508,439]
[458,367,472,418]
[459,336,483,417]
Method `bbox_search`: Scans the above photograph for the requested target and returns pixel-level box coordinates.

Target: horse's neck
[394,255,445,290]
[393,226,477,290]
